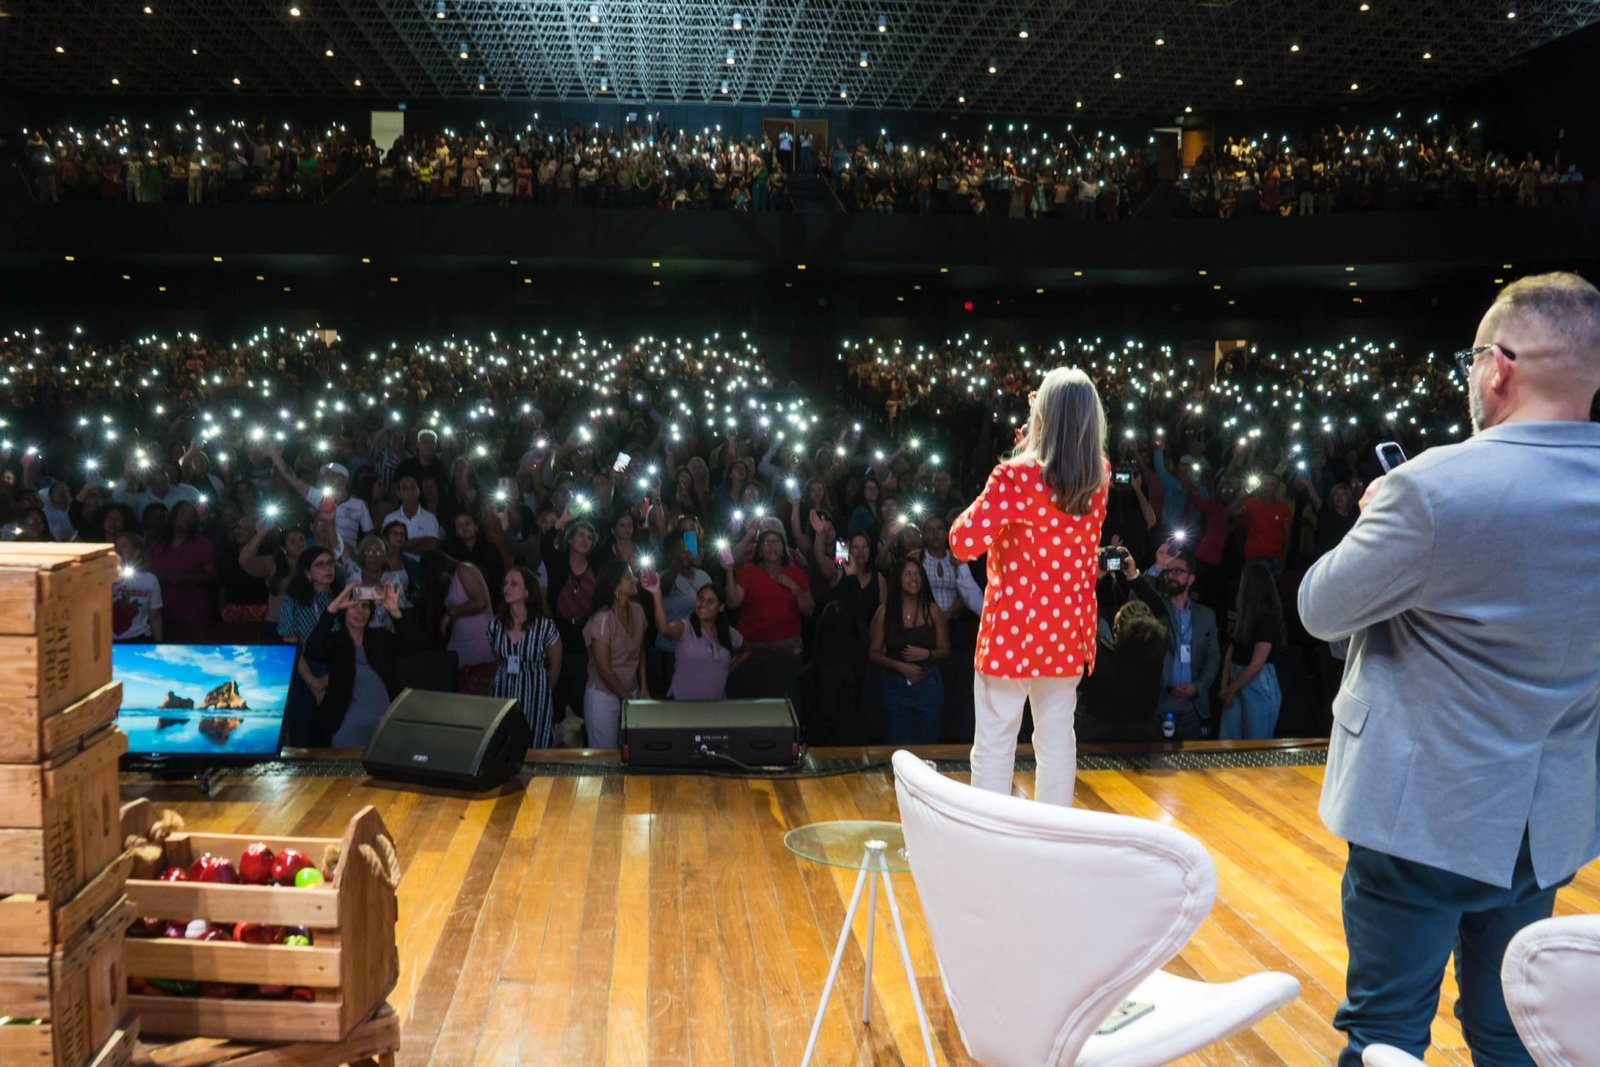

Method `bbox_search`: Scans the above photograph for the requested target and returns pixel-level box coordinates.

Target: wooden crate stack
[0,544,139,1067]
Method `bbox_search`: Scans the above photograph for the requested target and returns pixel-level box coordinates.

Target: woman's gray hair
[1013,366,1108,515]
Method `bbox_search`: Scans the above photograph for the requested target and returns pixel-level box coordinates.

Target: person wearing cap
[269,447,374,547]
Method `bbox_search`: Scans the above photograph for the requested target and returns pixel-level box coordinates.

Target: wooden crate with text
[0,729,127,903]
[116,800,399,1044]
[0,544,118,765]
[0,893,136,1067]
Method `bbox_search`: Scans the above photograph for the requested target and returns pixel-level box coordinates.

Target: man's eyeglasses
[1454,343,1517,380]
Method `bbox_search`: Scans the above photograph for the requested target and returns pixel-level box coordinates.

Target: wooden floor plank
[560,776,628,1065]
[605,777,653,1067]
[125,754,1600,1066]
[397,790,522,1067]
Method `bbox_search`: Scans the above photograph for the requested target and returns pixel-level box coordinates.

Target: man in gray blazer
[1299,272,1600,1066]
[1143,544,1221,738]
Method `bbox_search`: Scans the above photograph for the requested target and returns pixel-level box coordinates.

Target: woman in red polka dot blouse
[950,366,1110,806]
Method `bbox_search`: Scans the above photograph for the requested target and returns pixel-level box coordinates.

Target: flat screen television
[114,644,296,762]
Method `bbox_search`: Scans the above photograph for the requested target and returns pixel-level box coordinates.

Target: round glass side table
[784,820,936,1066]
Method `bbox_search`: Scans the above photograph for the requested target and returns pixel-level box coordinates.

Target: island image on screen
[114,644,297,758]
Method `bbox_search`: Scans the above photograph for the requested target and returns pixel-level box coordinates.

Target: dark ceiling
[1,1,1597,117]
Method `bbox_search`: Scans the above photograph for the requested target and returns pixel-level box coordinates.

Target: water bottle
[1161,712,1176,740]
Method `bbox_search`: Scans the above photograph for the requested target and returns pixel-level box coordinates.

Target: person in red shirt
[1232,473,1293,577]
[951,367,1110,806]
[724,528,813,697]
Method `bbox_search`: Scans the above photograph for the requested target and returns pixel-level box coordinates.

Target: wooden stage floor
[122,747,1600,1066]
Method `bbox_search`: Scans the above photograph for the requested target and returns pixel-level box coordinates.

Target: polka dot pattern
[949,459,1110,680]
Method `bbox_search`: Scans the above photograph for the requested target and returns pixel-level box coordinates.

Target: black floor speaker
[621,699,802,769]
[362,688,530,791]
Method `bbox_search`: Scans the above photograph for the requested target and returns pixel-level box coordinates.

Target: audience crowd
[1183,115,1587,217]
[19,115,366,203]
[17,110,1583,220]
[822,126,1151,219]
[0,321,1508,751]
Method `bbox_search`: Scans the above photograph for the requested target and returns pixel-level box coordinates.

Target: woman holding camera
[951,367,1110,806]
[303,581,421,749]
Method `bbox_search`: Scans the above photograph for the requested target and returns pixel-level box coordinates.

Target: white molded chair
[890,750,1299,1066]
[1363,913,1600,1067]
[1503,913,1600,1066]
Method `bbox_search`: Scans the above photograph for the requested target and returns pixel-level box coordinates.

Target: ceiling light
[957,89,967,104]
[1349,82,1359,90]
[1506,4,1516,16]
[459,42,469,59]
[142,4,153,12]
[360,257,371,264]
[839,84,848,99]
[1154,31,1165,46]
[434,0,446,18]
[594,44,603,62]
[478,74,486,91]
[1075,100,1083,109]
[110,76,120,85]
[1234,76,1245,86]
[1113,67,1122,80]
[63,255,75,262]
[726,47,736,65]
[719,79,729,94]
[1289,42,1300,53]
[54,44,65,54]
[1184,105,1193,114]
[987,57,998,75]
[732,11,742,30]
[1018,21,1029,39]
[877,11,887,32]
[324,47,334,57]
[212,256,223,263]
[353,77,362,86]
[191,47,199,55]
[288,4,302,16]
[859,51,869,68]
[231,76,241,85]
[1358,2,1370,10]
[588,3,599,23]
[1345,265,1356,271]
[599,76,608,91]
[1422,50,1433,59]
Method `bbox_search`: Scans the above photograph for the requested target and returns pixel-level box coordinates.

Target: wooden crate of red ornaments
[117,800,400,1043]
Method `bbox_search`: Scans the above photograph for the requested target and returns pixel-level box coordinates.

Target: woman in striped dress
[487,565,563,748]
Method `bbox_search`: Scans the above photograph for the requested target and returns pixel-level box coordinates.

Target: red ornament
[237,843,276,885]
[270,848,315,886]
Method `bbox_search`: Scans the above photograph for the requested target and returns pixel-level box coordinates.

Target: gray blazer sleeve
[1298,471,1436,642]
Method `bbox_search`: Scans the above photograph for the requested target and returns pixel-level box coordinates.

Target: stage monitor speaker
[621,699,801,770]
[362,688,530,791]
